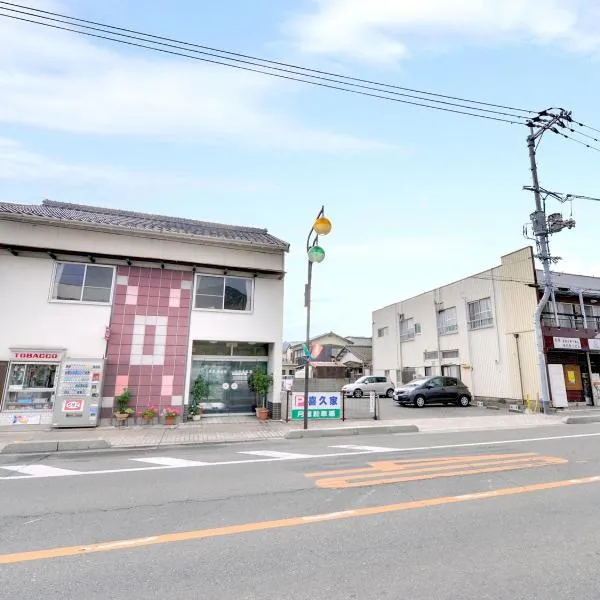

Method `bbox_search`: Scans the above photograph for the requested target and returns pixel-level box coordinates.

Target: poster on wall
[291,392,341,420]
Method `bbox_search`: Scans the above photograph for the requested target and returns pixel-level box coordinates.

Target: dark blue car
[393,376,472,408]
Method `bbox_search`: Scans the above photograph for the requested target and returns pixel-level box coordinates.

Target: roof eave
[0,213,290,253]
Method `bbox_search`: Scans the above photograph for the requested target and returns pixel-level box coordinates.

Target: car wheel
[413,395,426,408]
[385,388,394,398]
[353,389,363,398]
[458,395,471,407]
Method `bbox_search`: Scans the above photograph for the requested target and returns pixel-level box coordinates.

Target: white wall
[186,276,284,403]
[372,248,538,401]
[0,254,110,360]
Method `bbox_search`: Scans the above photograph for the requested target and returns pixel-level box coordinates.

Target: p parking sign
[291,392,341,420]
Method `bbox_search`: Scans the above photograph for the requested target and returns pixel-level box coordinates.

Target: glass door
[190,358,267,415]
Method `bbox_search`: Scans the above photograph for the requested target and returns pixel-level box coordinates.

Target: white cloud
[0,137,270,191]
[0,0,386,151]
[288,0,600,62]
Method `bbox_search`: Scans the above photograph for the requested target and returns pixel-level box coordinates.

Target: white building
[373,246,600,406]
[0,200,288,425]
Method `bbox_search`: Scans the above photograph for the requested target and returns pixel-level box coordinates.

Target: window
[467,297,493,329]
[424,350,439,360]
[399,318,415,341]
[377,327,389,338]
[442,364,461,378]
[52,263,114,303]
[437,307,458,335]
[429,377,444,388]
[442,349,459,359]
[424,366,432,376]
[414,323,422,335]
[195,275,253,311]
[444,377,458,387]
[401,367,416,383]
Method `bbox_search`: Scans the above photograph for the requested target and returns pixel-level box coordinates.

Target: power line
[0,1,535,117]
[551,129,600,153]
[0,5,530,125]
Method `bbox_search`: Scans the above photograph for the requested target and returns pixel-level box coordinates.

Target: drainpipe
[551,288,559,327]
[579,290,588,329]
[514,333,525,402]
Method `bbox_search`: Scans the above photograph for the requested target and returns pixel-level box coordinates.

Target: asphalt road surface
[3,423,600,599]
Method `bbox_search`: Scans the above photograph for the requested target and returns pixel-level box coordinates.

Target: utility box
[52,358,104,428]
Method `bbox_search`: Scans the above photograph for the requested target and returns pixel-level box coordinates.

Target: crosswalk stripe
[130,457,209,467]
[238,451,313,459]
[0,465,80,477]
[331,445,400,452]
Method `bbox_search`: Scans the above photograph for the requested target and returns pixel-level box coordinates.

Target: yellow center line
[1,474,599,565]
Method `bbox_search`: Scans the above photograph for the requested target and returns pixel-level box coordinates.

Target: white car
[342,376,395,398]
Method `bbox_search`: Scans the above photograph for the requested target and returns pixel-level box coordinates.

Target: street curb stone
[563,415,600,425]
[1,439,111,454]
[284,425,419,439]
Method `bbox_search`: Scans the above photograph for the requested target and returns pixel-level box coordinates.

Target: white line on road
[131,457,210,467]
[332,445,403,452]
[238,451,313,459]
[0,465,81,477]
[2,431,600,482]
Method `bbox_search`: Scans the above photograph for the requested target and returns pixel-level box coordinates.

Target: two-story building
[372,247,600,407]
[0,200,288,425]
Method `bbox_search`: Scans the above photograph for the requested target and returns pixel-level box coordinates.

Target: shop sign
[553,337,581,350]
[291,392,341,420]
[588,339,600,351]
[11,351,62,361]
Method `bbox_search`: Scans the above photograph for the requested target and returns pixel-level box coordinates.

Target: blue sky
[2,0,600,341]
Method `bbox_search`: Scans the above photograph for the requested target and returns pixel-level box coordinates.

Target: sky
[1,0,600,342]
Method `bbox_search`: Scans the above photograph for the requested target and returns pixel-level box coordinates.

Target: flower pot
[142,416,153,425]
[114,413,129,422]
[164,416,176,425]
[255,407,269,421]
[192,415,201,421]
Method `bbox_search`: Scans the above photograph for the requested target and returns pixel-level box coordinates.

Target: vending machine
[52,358,104,428]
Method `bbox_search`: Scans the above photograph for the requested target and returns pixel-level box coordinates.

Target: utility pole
[525,109,573,414]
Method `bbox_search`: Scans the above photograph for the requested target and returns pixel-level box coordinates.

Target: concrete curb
[284,424,419,439]
[563,415,600,425]
[1,439,111,454]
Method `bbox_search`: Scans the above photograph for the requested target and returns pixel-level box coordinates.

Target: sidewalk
[0,411,567,453]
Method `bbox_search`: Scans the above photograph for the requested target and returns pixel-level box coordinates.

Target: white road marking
[1,431,600,482]
[131,457,209,467]
[332,445,402,452]
[0,465,80,477]
[238,451,313,459]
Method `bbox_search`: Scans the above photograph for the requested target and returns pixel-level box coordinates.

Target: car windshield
[405,378,428,387]
[355,377,367,384]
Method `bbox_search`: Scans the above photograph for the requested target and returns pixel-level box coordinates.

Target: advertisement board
[291,392,341,420]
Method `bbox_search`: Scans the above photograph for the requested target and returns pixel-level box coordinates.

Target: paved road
[2,424,600,599]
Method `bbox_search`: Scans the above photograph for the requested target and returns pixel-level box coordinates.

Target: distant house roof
[345,336,372,346]
[289,332,352,349]
[0,200,289,252]
[337,345,373,365]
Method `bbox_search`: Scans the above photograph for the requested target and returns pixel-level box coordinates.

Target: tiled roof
[0,200,289,251]
[338,345,372,363]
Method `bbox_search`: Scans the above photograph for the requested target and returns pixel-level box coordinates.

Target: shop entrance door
[190,358,268,415]
[563,364,583,402]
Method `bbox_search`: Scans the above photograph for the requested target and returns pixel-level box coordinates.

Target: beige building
[372,247,542,403]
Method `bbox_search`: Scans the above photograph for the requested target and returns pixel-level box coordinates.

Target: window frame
[437,306,458,336]
[377,326,389,338]
[193,273,255,313]
[467,297,494,330]
[49,262,115,305]
[399,317,416,342]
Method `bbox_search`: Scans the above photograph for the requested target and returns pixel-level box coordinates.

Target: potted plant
[162,407,180,426]
[248,369,273,421]
[114,388,134,422]
[140,405,157,425]
[189,375,209,421]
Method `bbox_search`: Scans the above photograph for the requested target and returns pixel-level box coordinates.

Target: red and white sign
[62,399,83,412]
[11,350,62,362]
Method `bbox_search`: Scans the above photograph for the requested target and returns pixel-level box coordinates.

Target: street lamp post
[303,206,332,430]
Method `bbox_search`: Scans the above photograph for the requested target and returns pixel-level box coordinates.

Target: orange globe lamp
[313,217,332,236]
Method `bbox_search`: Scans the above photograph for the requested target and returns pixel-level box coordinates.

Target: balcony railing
[542,312,600,330]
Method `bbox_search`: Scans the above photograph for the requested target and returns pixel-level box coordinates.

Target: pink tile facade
[102,266,193,418]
